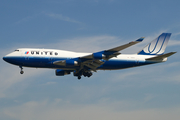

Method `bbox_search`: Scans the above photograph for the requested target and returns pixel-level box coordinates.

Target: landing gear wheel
[78,76,81,80]
[20,71,24,74]
[19,66,24,74]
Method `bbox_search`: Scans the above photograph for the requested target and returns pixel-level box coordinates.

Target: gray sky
[0,0,180,120]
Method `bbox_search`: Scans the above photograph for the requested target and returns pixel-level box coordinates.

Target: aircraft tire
[20,71,24,74]
[78,76,81,80]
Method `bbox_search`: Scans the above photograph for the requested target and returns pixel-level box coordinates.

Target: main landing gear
[78,76,81,80]
[74,70,93,80]
[19,66,24,74]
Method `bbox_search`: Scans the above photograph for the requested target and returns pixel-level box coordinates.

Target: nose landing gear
[20,71,24,74]
[19,66,24,74]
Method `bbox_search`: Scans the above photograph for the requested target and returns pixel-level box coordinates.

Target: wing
[53,37,144,72]
[81,37,144,60]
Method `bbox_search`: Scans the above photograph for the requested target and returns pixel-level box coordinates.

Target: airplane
[3,33,176,79]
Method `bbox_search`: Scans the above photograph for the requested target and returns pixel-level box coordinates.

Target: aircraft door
[136,59,139,65]
[48,52,54,64]
[24,51,29,60]
[48,57,54,64]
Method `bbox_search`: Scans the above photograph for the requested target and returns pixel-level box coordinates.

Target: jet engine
[65,60,78,66]
[93,53,105,59]
[55,69,71,76]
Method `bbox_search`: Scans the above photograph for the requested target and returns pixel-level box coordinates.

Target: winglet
[136,37,145,42]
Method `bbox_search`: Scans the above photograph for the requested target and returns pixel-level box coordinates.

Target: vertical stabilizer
[138,33,171,55]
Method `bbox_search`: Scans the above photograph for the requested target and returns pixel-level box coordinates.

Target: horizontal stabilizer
[146,52,176,61]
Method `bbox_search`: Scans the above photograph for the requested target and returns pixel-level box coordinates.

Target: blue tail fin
[138,33,171,55]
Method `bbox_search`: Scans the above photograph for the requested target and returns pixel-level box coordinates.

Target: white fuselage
[3,48,165,70]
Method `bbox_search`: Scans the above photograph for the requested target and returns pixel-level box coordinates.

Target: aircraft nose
[3,56,12,63]
[3,56,14,64]
[3,55,20,65]
[3,56,8,62]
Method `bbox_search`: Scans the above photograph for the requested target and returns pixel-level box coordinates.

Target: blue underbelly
[5,57,152,70]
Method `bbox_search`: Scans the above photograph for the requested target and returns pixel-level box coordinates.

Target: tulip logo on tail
[25,51,29,54]
[138,33,171,55]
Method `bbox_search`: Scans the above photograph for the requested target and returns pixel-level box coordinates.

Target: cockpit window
[15,50,19,51]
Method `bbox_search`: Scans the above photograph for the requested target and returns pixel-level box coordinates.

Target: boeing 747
[3,33,176,79]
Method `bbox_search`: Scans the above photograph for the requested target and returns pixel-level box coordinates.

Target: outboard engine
[93,53,105,59]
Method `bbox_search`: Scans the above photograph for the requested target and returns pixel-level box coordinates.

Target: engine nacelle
[56,69,71,76]
[93,53,105,59]
[65,60,78,66]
